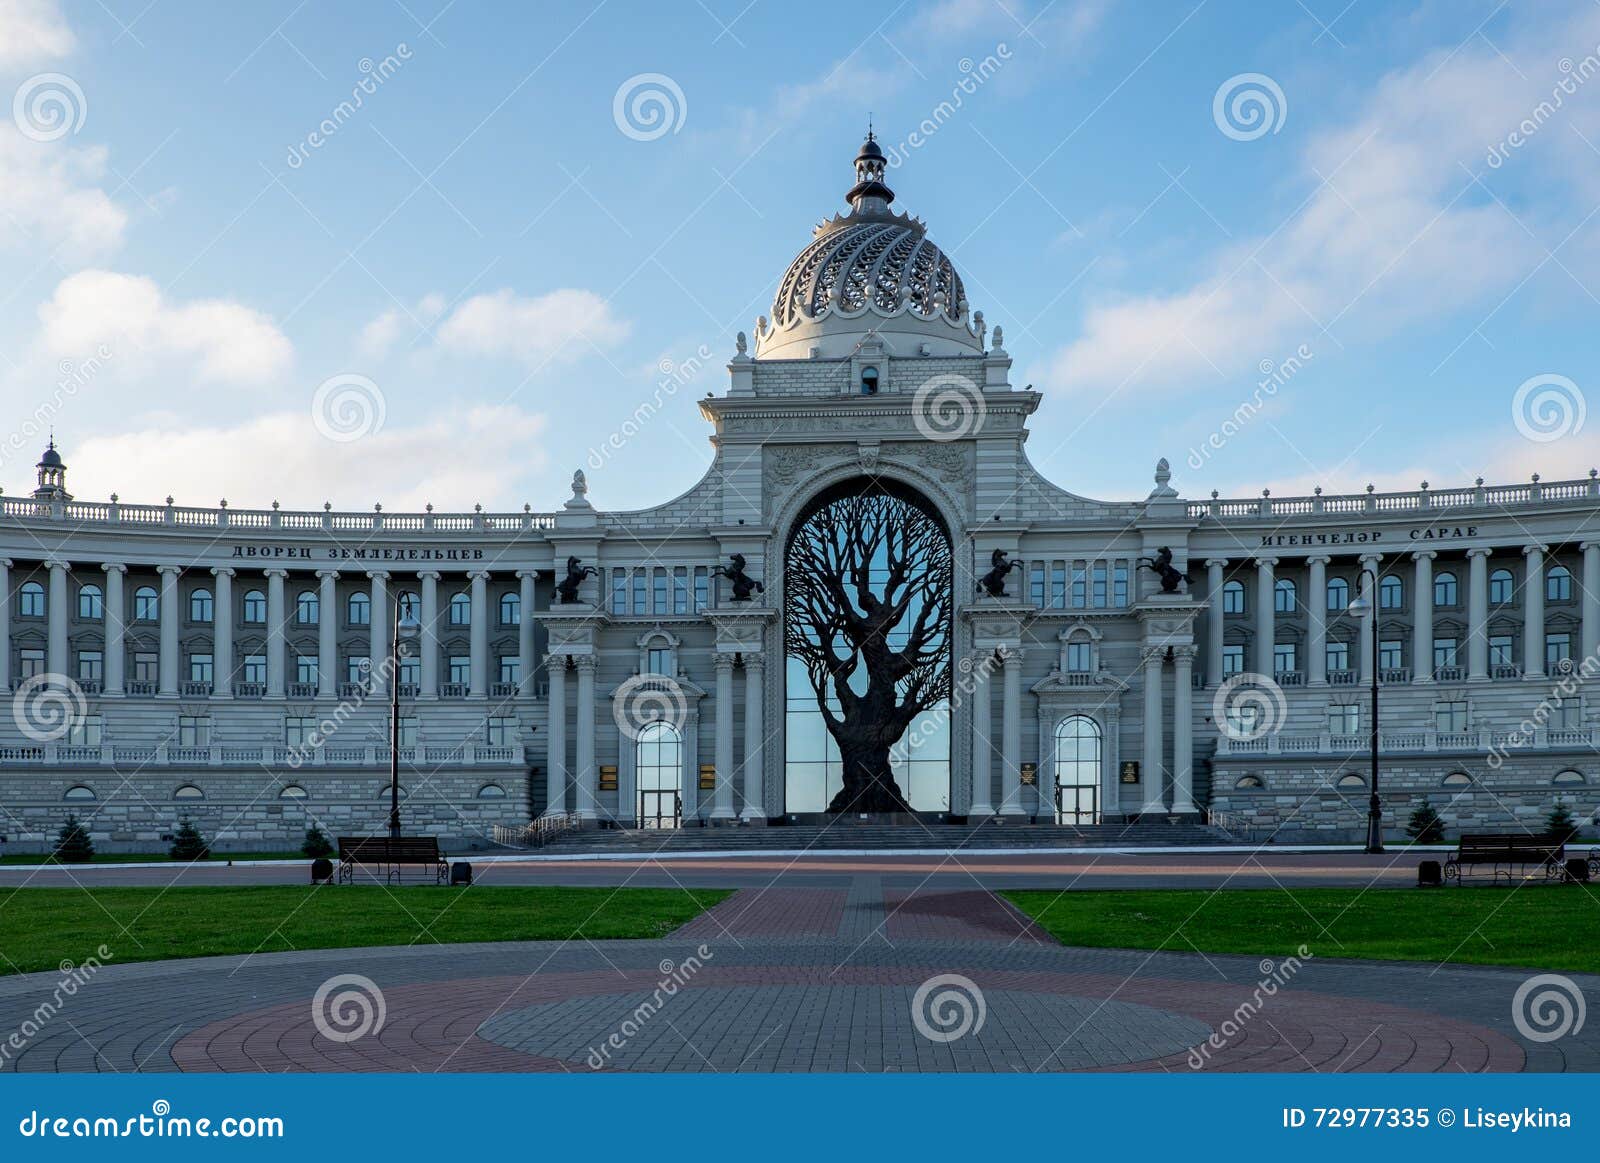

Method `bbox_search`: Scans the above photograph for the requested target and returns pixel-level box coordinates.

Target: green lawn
[0,885,730,975]
[0,851,305,865]
[1005,886,1600,974]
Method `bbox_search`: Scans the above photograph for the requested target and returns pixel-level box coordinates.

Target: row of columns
[967,646,1038,818]
[543,651,767,823]
[1204,544,1600,685]
[0,561,539,700]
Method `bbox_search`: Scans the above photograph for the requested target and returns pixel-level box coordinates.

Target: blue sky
[1,0,1596,513]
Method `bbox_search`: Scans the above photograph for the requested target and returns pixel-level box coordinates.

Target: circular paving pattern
[476,984,1215,1071]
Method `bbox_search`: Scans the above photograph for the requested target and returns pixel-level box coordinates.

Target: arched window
[1337,773,1366,788]
[296,591,319,624]
[20,580,45,617]
[63,784,96,801]
[78,584,103,619]
[1553,769,1586,785]
[278,784,307,799]
[1221,580,1245,614]
[1547,566,1573,602]
[189,588,213,622]
[1325,577,1348,612]
[1235,774,1265,789]
[1053,715,1101,825]
[449,592,471,625]
[347,592,370,625]
[173,784,204,799]
[1433,571,1458,607]
[499,591,520,625]
[860,365,879,395]
[476,782,507,799]
[636,721,682,828]
[1441,771,1472,787]
[1489,569,1514,604]
[242,590,267,623]
[397,591,419,620]
[133,585,159,620]
[1274,578,1297,613]
[1378,575,1403,609]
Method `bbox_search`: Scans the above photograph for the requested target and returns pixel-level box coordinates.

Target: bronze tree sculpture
[785,481,952,813]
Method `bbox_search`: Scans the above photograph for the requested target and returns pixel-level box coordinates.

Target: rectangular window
[1489,636,1514,667]
[1092,561,1107,608]
[297,655,319,685]
[1379,640,1403,669]
[1325,641,1349,673]
[1113,562,1129,607]
[1070,562,1086,608]
[398,715,418,748]
[450,656,471,684]
[647,647,672,675]
[694,566,709,612]
[346,656,370,684]
[66,715,102,747]
[632,570,646,616]
[1065,641,1092,672]
[653,568,668,615]
[1551,696,1580,731]
[1050,562,1066,609]
[133,652,158,682]
[1226,704,1262,738]
[1328,704,1359,735]
[1221,645,1244,676]
[1029,562,1045,608]
[76,650,103,683]
[285,716,316,747]
[188,653,214,683]
[179,715,211,747]
[487,716,518,747]
[1434,701,1468,734]
[399,654,420,686]
[1273,643,1297,674]
[611,568,628,615]
[499,656,520,684]
[1432,638,1457,671]
[19,649,45,679]
[242,654,267,684]
[673,567,689,615]
[1546,633,1572,672]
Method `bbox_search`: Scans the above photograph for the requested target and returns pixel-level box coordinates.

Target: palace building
[1,136,1597,851]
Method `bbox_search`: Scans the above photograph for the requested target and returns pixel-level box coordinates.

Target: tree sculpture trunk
[784,480,953,815]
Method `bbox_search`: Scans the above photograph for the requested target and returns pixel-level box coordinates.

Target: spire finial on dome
[847,130,894,216]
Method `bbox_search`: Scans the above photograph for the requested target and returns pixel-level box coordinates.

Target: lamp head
[1347,594,1373,618]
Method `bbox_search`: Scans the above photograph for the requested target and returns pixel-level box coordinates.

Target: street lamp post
[388,599,421,839]
[1347,568,1384,854]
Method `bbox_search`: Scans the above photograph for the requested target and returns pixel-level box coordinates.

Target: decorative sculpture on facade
[555,555,599,604]
[978,548,1023,598]
[1139,546,1186,594]
[712,553,765,602]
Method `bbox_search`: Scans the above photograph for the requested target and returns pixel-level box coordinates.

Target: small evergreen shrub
[168,817,210,861]
[53,814,95,863]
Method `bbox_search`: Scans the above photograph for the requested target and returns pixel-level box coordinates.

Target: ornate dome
[753,134,985,360]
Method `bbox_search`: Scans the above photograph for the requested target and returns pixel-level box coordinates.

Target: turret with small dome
[33,438,71,502]
[753,132,985,360]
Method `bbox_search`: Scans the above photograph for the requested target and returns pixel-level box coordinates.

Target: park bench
[1443,832,1566,885]
[337,836,449,885]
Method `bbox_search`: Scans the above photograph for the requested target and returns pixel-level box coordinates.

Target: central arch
[782,475,953,815]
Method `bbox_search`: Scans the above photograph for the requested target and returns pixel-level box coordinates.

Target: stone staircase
[525,819,1237,855]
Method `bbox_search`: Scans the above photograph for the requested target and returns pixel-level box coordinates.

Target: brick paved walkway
[0,881,1590,1073]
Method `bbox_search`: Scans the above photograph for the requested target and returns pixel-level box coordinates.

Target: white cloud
[0,0,74,70]
[0,128,125,260]
[435,287,629,366]
[357,293,446,359]
[67,405,550,511]
[36,270,293,383]
[1034,5,1600,397]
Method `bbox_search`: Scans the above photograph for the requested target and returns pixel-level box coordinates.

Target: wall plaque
[1120,761,1140,785]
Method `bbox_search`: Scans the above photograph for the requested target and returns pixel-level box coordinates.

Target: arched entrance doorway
[636,721,683,829]
[782,476,953,816]
[1054,715,1101,824]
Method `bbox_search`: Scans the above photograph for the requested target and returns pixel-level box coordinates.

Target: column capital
[1204,558,1230,569]
[1523,543,1548,557]
[1254,555,1278,568]
[1412,549,1436,561]
[1140,644,1167,666]
[1358,552,1382,567]
[1581,541,1599,553]
[156,563,181,577]
[571,653,597,672]
[315,568,340,579]
[543,652,569,671]
[713,651,738,670]
[45,558,72,571]
[998,644,1025,666]
[209,566,235,579]
[1465,546,1494,558]
[741,652,766,672]
[515,568,539,579]
[365,569,391,581]
[99,562,125,574]
[418,569,441,581]
[263,567,289,578]
[467,568,492,580]
[1171,643,1197,662]
[1305,554,1331,566]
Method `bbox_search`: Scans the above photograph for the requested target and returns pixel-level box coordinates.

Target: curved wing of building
[2,139,1597,851]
